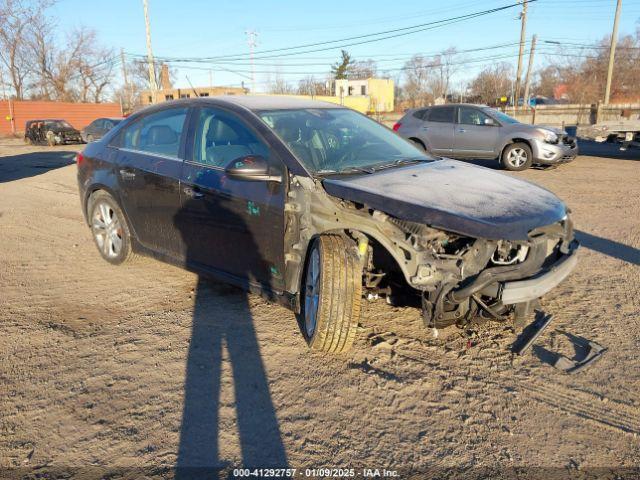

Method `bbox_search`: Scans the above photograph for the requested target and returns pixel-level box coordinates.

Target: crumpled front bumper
[530,137,578,165]
[496,241,579,305]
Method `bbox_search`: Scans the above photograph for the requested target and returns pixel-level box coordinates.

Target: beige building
[334,78,394,113]
[141,85,247,105]
[141,64,246,105]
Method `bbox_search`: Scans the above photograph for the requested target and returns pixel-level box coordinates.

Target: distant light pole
[142,0,159,99]
[245,30,258,94]
[604,0,622,105]
[514,0,528,109]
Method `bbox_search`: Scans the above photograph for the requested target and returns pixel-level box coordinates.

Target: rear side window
[426,107,454,123]
[412,109,428,119]
[121,107,187,158]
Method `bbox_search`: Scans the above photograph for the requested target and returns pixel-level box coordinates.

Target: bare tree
[469,62,513,105]
[401,55,432,107]
[350,59,378,80]
[0,0,51,99]
[297,75,328,96]
[268,73,294,95]
[29,24,115,102]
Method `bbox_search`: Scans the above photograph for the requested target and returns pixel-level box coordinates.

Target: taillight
[392,122,402,132]
[76,152,84,166]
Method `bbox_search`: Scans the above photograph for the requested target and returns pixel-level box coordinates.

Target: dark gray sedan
[81,117,123,143]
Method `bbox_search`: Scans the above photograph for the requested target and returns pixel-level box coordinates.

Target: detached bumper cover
[500,242,579,304]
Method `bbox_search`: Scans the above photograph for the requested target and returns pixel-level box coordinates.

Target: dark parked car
[24,119,83,146]
[77,97,579,353]
[81,117,123,143]
[394,104,578,170]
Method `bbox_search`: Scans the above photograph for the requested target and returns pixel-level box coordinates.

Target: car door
[452,106,500,158]
[176,106,286,291]
[113,106,188,257]
[421,106,455,155]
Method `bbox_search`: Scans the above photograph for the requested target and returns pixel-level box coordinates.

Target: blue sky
[50,0,640,92]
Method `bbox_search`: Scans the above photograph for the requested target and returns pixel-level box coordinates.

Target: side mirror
[484,118,496,126]
[224,155,281,183]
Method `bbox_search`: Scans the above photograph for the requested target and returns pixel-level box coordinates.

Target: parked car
[393,104,578,170]
[81,117,123,143]
[24,119,83,146]
[77,97,578,353]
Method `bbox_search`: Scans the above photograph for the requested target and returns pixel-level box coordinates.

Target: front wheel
[88,191,136,265]
[301,235,362,353]
[501,142,533,171]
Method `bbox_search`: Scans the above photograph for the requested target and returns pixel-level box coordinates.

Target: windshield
[45,120,73,129]
[486,109,519,125]
[258,108,432,174]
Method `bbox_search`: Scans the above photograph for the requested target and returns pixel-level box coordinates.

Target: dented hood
[322,159,567,240]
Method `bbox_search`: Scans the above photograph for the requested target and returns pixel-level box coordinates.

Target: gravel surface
[1,138,638,478]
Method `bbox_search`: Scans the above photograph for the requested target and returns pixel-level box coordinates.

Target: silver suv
[394,104,578,170]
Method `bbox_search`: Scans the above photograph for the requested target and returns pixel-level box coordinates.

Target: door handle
[183,186,204,199]
[421,126,429,130]
[458,128,467,133]
[119,169,136,179]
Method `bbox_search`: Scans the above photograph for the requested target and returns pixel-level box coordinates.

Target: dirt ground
[1,137,639,479]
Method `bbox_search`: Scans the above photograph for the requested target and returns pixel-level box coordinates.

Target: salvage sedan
[77,97,579,353]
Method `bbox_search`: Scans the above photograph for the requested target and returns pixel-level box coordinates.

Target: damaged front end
[395,216,579,329]
[284,173,578,331]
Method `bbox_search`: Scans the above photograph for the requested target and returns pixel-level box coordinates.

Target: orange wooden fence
[1,100,122,135]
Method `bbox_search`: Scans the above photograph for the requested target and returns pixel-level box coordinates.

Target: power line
[144,0,537,63]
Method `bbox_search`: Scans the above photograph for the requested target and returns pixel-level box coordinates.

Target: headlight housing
[540,130,559,144]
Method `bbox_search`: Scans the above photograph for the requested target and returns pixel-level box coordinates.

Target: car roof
[210,95,343,110]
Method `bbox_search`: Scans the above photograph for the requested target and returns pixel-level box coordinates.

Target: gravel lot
[1,138,638,478]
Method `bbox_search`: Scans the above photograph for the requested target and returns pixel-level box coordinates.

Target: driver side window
[191,108,269,168]
[459,107,492,126]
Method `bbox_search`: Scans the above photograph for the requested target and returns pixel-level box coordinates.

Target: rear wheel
[501,142,533,171]
[88,191,136,265]
[301,235,362,353]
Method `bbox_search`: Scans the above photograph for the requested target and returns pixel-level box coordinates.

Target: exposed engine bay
[284,174,579,330]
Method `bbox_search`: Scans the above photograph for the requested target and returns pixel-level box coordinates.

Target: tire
[501,142,533,171]
[300,235,362,353]
[87,190,136,265]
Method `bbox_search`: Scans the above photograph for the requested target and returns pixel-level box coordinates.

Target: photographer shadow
[174,192,288,478]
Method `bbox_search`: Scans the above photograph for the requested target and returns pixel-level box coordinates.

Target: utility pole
[522,34,537,110]
[604,0,622,104]
[245,30,258,94]
[209,69,213,87]
[120,48,129,109]
[514,0,528,109]
[142,0,158,100]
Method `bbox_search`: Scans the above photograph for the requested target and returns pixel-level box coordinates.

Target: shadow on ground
[174,183,288,478]
[0,150,77,183]
[576,140,640,160]
[576,230,640,266]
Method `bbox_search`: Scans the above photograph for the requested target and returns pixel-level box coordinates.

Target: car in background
[24,119,83,146]
[77,96,578,354]
[81,117,123,143]
[393,104,578,171]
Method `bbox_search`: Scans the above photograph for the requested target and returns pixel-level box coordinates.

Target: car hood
[322,159,567,240]
[51,127,80,134]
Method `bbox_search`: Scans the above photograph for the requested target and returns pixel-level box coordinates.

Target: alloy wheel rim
[507,148,528,167]
[92,202,123,259]
[304,248,320,337]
